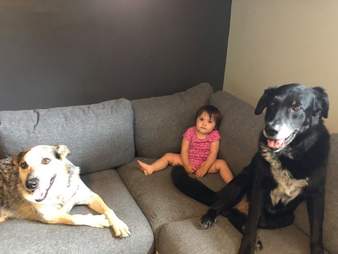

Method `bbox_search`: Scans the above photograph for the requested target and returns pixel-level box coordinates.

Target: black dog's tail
[171,166,218,206]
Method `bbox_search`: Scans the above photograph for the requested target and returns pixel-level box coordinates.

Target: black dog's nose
[26,177,39,190]
[265,125,278,137]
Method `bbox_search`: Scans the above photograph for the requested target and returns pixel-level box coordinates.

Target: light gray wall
[0,0,231,110]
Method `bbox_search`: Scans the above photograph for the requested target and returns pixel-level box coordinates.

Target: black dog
[172,84,330,254]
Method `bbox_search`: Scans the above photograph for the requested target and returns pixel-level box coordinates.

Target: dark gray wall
[0,0,231,110]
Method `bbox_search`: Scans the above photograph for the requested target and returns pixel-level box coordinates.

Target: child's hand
[184,163,195,174]
[195,167,208,177]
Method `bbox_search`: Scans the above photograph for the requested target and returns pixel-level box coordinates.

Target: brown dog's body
[0,145,130,238]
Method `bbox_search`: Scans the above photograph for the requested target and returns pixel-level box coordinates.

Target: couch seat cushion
[157,217,311,254]
[0,170,153,254]
[118,159,225,234]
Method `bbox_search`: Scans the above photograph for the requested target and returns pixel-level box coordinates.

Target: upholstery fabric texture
[0,99,134,173]
[157,217,311,254]
[132,83,213,158]
[118,159,210,233]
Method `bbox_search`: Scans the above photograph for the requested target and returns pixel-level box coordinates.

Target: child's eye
[199,117,204,121]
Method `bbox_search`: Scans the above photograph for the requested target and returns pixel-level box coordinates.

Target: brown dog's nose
[26,177,39,190]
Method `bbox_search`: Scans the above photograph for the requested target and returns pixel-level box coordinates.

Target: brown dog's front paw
[110,218,131,238]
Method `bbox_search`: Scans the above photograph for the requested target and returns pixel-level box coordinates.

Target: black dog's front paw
[239,238,256,254]
[311,244,325,254]
[200,209,217,229]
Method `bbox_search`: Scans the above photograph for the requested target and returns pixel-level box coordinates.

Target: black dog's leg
[171,166,218,206]
[259,211,295,229]
[200,164,254,229]
[258,194,303,229]
[226,208,265,252]
[227,208,248,233]
[239,164,265,254]
[307,190,325,254]
[265,194,304,216]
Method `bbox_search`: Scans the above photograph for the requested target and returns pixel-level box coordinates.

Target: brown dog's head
[13,145,71,203]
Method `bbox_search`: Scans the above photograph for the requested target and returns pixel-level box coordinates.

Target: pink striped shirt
[183,127,221,170]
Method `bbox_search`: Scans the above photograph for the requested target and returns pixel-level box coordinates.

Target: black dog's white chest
[261,147,308,206]
[269,166,308,206]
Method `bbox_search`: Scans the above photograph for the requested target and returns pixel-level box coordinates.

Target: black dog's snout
[26,177,39,190]
[265,124,278,137]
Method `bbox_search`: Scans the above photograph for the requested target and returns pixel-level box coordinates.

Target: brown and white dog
[0,145,130,238]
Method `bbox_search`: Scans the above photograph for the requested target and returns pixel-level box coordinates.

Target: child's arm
[195,140,219,177]
[180,138,194,173]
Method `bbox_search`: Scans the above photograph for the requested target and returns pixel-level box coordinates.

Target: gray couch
[0,83,337,254]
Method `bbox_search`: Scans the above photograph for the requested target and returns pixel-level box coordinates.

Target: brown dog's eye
[20,161,28,169]
[41,158,51,165]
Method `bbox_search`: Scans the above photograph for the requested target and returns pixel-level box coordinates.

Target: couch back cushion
[0,99,134,174]
[294,133,338,253]
[209,91,264,175]
[133,83,213,158]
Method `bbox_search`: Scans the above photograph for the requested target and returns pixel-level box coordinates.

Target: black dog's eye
[20,161,28,169]
[41,158,51,165]
[270,98,279,107]
[291,104,301,112]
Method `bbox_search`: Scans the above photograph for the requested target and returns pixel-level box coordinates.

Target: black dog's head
[255,83,329,151]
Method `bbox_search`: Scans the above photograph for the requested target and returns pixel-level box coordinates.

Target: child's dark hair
[195,105,223,129]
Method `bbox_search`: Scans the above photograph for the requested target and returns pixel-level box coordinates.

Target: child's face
[195,111,216,135]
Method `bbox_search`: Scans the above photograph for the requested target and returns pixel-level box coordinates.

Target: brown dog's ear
[12,151,28,166]
[255,87,276,115]
[55,145,70,160]
[12,154,19,166]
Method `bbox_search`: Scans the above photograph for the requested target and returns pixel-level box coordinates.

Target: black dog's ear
[255,87,276,115]
[312,87,329,118]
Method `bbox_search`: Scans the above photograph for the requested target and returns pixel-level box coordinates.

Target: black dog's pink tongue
[267,139,284,149]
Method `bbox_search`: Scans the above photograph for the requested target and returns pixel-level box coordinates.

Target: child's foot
[235,199,249,214]
[137,160,154,175]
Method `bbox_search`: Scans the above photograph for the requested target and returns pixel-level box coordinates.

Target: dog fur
[0,145,130,238]
[172,84,330,254]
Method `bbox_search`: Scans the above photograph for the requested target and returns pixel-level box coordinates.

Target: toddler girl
[137,105,233,183]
